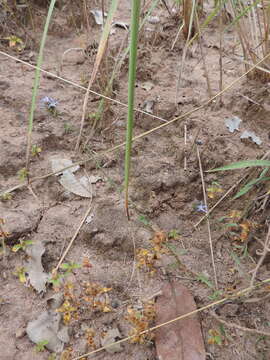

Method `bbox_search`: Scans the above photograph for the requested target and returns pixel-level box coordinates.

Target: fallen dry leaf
[155,281,205,360]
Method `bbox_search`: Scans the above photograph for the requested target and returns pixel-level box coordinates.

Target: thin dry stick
[195,10,213,99]
[72,278,270,359]
[53,198,93,272]
[184,123,187,170]
[210,311,270,337]
[75,0,118,151]
[196,145,218,289]
[0,221,7,257]
[1,52,270,198]
[250,224,270,289]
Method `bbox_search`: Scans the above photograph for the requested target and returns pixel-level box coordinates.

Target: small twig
[250,224,270,289]
[197,145,218,289]
[184,123,187,170]
[210,310,270,337]
[0,221,7,258]
[53,189,93,272]
[195,10,213,99]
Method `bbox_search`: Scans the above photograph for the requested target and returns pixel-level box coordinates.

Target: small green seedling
[18,168,29,181]
[35,340,49,352]
[49,263,81,288]
[64,123,74,134]
[31,144,42,156]
[208,328,223,345]
[168,229,181,240]
[14,267,27,283]
[0,192,12,201]
[138,215,150,226]
[47,354,56,360]
[196,273,214,288]
[12,239,33,252]
[60,262,81,274]
[48,272,64,287]
[5,35,24,51]
[208,290,223,301]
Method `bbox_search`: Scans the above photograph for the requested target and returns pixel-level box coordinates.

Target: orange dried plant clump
[136,231,168,275]
[82,282,112,313]
[126,301,156,344]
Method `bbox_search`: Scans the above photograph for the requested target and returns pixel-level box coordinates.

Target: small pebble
[16,328,26,339]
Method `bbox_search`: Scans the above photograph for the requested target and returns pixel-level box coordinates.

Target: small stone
[16,328,26,339]
[111,299,120,309]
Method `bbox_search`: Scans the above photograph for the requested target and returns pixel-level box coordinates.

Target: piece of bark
[155,281,205,360]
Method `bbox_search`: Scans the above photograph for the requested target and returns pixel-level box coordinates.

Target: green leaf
[138,215,149,226]
[166,243,188,256]
[35,340,49,352]
[234,177,270,199]
[196,273,214,289]
[124,0,141,217]
[207,160,270,172]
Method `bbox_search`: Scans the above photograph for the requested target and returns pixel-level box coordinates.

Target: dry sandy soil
[1,1,270,359]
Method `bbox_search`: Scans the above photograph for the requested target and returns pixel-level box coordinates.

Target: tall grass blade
[208,160,270,172]
[25,0,56,172]
[125,0,141,219]
[233,176,270,199]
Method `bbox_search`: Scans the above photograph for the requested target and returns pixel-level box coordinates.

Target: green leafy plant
[196,273,214,289]
[49,262,81,288]
[18,167,29,181]
[208,328,223,345]
[14,267,27,283]
[168,229,181,240]
[47,354,56,360]
[31,144,42,156]
[208,290,223,301]
[0,192,12,201]
[138,215,150,226]
[12,239,33,252]
[60,262,81,274]
[35,340,49,352]
[63,123,74,134]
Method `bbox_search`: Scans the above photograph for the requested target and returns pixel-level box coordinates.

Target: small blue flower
[196,201,208,213]
[41,96,58,109]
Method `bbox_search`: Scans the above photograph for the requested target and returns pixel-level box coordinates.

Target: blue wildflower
[196,201,208,213]
[41,96,58,110]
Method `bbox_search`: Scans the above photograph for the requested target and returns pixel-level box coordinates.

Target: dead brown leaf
[155,281,205,360]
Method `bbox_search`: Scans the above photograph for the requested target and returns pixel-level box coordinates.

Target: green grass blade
[233,176,270,199]
[208,160,270,172]
[124,0,141,218]
[26,0,56,171]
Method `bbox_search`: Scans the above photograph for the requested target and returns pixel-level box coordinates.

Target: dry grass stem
[196,145,218,289]
[210,311,270,337]
[250,224,270,289]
